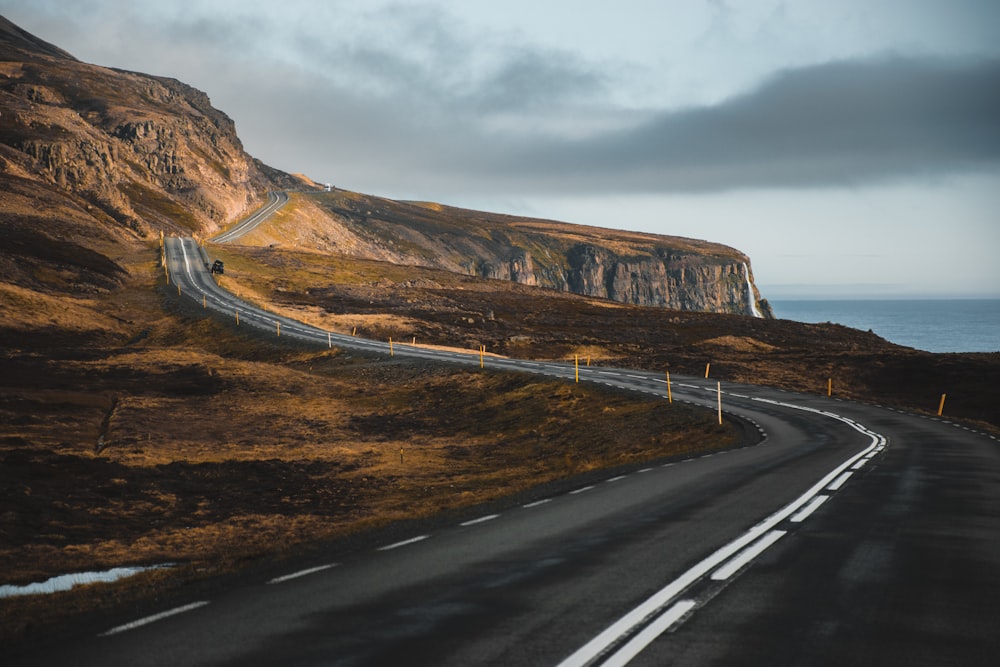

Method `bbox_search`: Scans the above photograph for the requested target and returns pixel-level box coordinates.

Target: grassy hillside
[229,190,746,265]
[208,240,1000,428]
[218,190,772,315]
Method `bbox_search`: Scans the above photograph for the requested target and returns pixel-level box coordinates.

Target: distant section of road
[210,191,288,244]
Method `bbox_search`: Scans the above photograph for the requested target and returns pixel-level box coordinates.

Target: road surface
[9,236,997,666]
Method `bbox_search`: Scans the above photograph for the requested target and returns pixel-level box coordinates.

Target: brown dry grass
[3,331,729,583]
[1,239,737,642]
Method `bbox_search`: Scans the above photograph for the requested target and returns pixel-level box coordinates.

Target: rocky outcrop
[0,17,293,236]
[563,244,772,317]
[475,249,540,287]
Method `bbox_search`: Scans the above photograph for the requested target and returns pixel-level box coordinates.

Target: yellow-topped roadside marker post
[717,381,723,425]
[666,370,672,404]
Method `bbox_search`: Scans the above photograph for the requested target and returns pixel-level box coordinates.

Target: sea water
[769,299,1000,354]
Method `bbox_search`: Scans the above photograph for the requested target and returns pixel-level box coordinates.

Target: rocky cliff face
[563,244,771,316]
[468,242,770,316]
[261,191,774,318]
[0,16,293,237]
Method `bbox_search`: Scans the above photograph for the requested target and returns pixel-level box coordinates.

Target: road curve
[210,190,288,244]
[9,237,998,666]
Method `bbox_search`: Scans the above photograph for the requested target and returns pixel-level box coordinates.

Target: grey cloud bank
[234,52,1000,199]
[467,57,1000,194]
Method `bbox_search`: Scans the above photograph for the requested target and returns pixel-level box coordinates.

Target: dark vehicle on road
[210,259,224,275]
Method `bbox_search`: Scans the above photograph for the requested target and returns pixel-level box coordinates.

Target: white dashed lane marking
[377,535,430,552]
[460,514,500,527]
[711,530,787,581]
[789,495,829,523]
[100,601,210,637]
[826,471,853,491]
[267,563,338,585]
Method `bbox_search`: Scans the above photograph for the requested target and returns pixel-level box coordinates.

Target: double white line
[557,400,885,667]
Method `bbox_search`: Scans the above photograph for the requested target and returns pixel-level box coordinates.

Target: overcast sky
[4,0,999,298]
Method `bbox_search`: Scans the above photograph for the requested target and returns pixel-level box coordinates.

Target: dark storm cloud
[255,51,1000,197]
[473,56,1000,193]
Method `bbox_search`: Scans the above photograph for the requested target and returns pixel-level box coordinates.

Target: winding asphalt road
[209,191,288,244]
[10,227,998,665]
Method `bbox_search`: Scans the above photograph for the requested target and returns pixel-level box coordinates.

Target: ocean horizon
[768,298,1000,354]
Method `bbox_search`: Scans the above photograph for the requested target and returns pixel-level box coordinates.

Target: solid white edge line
[377,535,430,551]
[100,601,209,636]
[711,530,787,581]
[460,514,500,527]
[789,495,829,523]
[601,600,698,667]
[267,563,338,584]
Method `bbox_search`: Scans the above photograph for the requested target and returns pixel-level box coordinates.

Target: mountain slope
[0,15,293,237]
[0,15,302,347]
[230,189,775,316]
